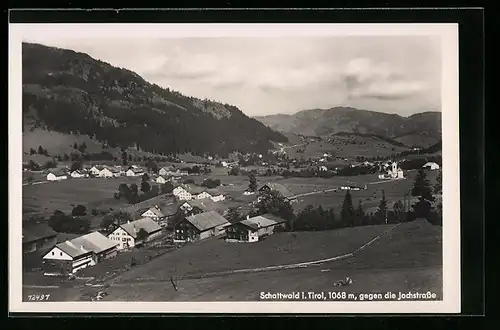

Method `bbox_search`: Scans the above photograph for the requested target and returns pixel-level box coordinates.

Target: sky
[24,36,441,117]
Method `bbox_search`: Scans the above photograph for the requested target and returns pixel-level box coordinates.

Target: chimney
[80,245,85,251]
[127,220,130,224]
[246,214,250,220]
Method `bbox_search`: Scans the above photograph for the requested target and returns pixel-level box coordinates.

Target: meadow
[22,176,144,218]
[111,224,395,283]
[284,134,411,160]
[101,219,442,301]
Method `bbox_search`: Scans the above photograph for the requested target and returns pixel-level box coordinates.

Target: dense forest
[22,43,287,157]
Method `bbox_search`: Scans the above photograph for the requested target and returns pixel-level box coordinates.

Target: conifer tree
[375,190,388,224]
[356,200,365,226]
[340,190,354,226]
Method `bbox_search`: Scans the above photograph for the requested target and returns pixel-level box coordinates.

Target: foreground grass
[103,219,442,301]
[111,225,395,283]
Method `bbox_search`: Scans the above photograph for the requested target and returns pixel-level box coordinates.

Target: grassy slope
[285,134,411,160]
[22,176,144,218]
[23,128,161,163]
[395,134,440,149]
[103,220,442,301]
[112,224,396,283]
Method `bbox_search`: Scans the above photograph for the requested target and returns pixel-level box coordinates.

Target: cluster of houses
[25,181,294,276]
[46,164,198,183]
[46,165,147,181]
[378,161,405,180]
[40,217,163,275]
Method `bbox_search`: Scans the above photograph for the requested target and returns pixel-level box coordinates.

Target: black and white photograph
[9,23,460,314]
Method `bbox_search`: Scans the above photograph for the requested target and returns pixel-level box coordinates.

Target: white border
[9,23,460,314]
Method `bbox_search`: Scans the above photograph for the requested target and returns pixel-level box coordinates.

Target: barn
[173,210,230,243]
[225,214,287,243]
[42,232,118,275]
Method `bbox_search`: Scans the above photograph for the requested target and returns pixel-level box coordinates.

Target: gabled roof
[206,188,225,196]
[185,211,229,232]
[48,169,67,177]
[56,231,118,258]
[237,214,287,231]
[176,184,205,195]
[141,206,165,218]
[157,175,168,180]
[101,166,120,173]
[120,218,162,238]
[159,203,180,216]
[258,182,294,198]
[22,224,57,244]
[182,198,220,212]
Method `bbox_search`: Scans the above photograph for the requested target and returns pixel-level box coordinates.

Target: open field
[21,219,442,302]
[100,220,441,301]
[22,176,144,218]
[111,225,395,283]
[284,134,411,160]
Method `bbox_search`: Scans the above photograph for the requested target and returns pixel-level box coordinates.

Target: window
[51,251,54,256]
[60,252,63,256]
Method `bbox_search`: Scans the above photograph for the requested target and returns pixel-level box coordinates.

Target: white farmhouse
[156,175,168,184]
[70,170,88,178]
[126,168,145,177]
[107,218,163,250]
[423,162,440,170]
[140,205,166,221]
[99,167,115,178]
[47,170,68,181]
[89,166,102,176]
[205,189,226,202]
[42,232,118,275]
[173,184,205,201]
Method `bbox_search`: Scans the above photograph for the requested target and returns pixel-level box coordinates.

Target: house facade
[140,205,166,221]
[225,214,286,243]
[206,189,226,202]
[173,186,193,200]
[70,170,88,178]
[89,166,102,175]
[99,167,118,178]
[108,218,163,250]
[156,176,168,184]
[173,211,229,242]
[47,172,68,181]
[126,168,145,177]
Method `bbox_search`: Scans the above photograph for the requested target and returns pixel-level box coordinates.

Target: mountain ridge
[22,42,288,158]
[254,106,441,148]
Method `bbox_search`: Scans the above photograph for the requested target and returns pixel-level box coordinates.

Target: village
[22,146,442,299]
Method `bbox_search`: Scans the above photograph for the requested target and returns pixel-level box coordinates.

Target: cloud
[341,57,429,102]
[24,36,441,116]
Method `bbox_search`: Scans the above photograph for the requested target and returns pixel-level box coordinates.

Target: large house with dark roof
[258,182,297,202]
[174,210,230,242]
[22,224,57,254]
[179,198,225,216]
[107,218,163,250]
[226,214,287,243]
[172,184,205,201]
[42,231,118,275]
